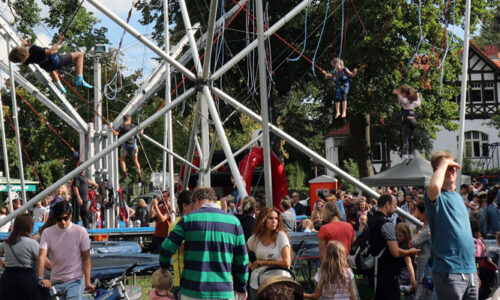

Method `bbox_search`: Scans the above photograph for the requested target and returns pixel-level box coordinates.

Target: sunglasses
[56,215,70,222]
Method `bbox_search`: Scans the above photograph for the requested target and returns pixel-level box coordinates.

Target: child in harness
[109,114,144,183]
[8,34,93,94]
[322,58,358,119]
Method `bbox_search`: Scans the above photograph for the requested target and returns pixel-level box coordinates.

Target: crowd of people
[0,149,499,299]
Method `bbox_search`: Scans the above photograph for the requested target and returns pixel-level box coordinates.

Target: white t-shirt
[33,206,45,222]
[247,230,291,289]
[0,215,11,232]
[314,268,354,300]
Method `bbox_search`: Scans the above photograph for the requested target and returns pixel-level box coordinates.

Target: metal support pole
[94,56,103,180]
[178,0,211,186]
[456,0,471,188]
[0,77,13,212]
[86,0,196,81]
[181,100,201,191]
[255,0,273,207]
[202,86,248,198]
[141,134,200,171]
[88,123,95,182]
[0,61,82,133]
[210,133,263,172]
[163,0,175,218]
[211,0,310,81]
[211,87,422,226]
[6,40,27,204]
[0,88,196,228]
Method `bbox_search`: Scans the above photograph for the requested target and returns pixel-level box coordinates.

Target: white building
[325,42,500,176]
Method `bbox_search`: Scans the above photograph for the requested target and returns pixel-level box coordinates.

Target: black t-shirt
[135,206,149,227]
[237,213,256,242]
[117,123,136,146]
[368,211,404,275]
[293,202,305,215]
[73,174,89,202]
[24,45,53,71]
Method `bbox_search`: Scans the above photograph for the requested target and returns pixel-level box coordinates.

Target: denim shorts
[52,279,84,300]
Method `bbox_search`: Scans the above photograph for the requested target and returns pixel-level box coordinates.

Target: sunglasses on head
[56,215,70,222]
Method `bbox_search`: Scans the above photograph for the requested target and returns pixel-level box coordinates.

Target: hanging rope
[7,82,79,156]
[350,0,368,36]
[311,0,330,76]
[338,0,345,58]
[341,1,350,56]
[60,0,85,36]
[287,0,311,62]
[406,0,423,70]
[438,0,456,93]
[0,98,44,189]
[104,1,137,101]
[361,0,406,60]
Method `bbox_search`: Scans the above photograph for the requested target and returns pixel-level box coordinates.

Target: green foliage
[285,161,307,189]
[342,158,359,193]
[472,6,500,47]
[486,108,500,137]
[462,157,473,174]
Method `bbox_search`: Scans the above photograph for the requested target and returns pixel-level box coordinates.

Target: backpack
[348,226,386,275]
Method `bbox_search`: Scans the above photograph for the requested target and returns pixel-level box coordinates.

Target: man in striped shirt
[160,187,249,300]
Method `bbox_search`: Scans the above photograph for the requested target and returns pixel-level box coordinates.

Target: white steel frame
[0,0,424,227]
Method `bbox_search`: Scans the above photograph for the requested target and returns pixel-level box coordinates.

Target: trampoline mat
[292,240,319,258]
[91,253,159,279]
[90,241,142,254]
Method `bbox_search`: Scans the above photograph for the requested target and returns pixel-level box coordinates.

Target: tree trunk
[350,113,374,178]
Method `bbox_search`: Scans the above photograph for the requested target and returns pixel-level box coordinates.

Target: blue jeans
[432,272,478,300]
[53,279,84,300]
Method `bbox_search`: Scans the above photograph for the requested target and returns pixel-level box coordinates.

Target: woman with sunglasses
[0,214,43,299]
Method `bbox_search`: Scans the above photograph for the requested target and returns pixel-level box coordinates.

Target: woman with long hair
[0,214,42,299]
[312,199,325,230]
[396,223,417,298]
[247,207,292,300]
[304,240,355,300]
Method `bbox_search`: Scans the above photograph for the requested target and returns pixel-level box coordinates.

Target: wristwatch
[38,276,44,281]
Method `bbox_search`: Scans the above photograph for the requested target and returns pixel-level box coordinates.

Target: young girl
[396,223,417,298]
[304,240,355,300]
[149,269,173,300]
[302,219,316,232]
[322,58,358,119]
[392,84,421,161]
[358,215,368,232]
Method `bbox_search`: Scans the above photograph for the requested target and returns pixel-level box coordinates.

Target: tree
[134,0,497,181]
[486,109,500,137]
[1,0,109,186]
[473,6,500,47]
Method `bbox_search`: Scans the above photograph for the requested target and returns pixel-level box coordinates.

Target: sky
[0,0,158,80]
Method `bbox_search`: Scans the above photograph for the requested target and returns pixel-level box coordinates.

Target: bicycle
[85,262,142,300]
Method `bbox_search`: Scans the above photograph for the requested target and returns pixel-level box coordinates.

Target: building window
[484,83,495,103]
[469,83,482,102]
[464,131,489,158]
[372,142,382,162]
